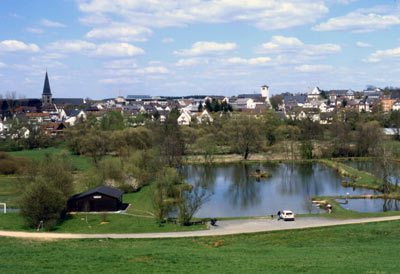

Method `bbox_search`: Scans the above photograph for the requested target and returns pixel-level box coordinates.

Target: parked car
[281,210,295,221]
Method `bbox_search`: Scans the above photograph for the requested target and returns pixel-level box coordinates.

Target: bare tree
[178,186,210,226]
[375,142,394,194]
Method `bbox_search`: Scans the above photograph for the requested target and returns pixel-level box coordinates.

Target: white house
[177,110,192,125]
[307,87,321,101]
[0,117,6,133]
[65,110,87,126]
[392,101,400,111]
[359,101,370,112]
[196,110,214,124]
[345,89,355,100]
[319,102,328,113]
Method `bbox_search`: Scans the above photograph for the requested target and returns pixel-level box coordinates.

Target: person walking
[277,210,281,221]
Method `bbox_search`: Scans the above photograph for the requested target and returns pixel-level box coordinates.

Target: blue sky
[1,0,400,99]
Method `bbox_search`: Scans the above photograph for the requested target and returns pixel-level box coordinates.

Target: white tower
[261,85,271,106]
[261,85,269,98]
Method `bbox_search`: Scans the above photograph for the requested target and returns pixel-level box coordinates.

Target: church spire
[42,71,53,107]
[42,71,52,95]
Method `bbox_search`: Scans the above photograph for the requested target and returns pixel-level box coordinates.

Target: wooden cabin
[67,186,124,212]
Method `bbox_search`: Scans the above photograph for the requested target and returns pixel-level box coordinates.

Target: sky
[1,0,400,99]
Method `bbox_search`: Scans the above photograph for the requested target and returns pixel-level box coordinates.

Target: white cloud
[356,42,372,48]
[46,40,144,57]
[363,47,400,63]
[227,57,272,66]
[47,40,96,53]
[79,14,109,26]
[0,62,6,68]
[31,53,66,63]
[135,66,169,74]
[175,58,208,67]
[313,11,400,32]
[77,0,329,31]
[303,44,341,55]
[258,36,304,52]
[162,37,175,43]
[85,23,152,42]
[26,27,44,34]
[256,36,340,56]
[41,18,67,28]
[295,64,333,72]
[94,43,145,57]
[0,40,39,53]
[100,77,140,84]
[174,41,237,56]
[103,59,138,69]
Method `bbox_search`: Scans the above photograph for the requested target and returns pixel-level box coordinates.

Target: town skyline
[1,0,400,99]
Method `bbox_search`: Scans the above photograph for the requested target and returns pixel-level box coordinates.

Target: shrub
[19,180,67,229]
[0,152,30,175]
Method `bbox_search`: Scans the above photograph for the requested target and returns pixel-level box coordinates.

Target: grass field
[9,147,93,171]
[0,212,206,233]
[124,186,155,217]
[0,176,20,208]
[0,220,400,273]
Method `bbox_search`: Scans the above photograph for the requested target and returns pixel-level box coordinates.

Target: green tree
[270,95,283,111]
[100,111,125,131]
[19,155,74,229]
[19,180,66,229]
[157,109,185,167]
[355,120,382,156]
[79,128,110,165]
[275,125,300,160]
[389,110,400,140]
[226,113,263,160]
[151,167,182,222]
[198,102,203,112]
[196,134,218,163]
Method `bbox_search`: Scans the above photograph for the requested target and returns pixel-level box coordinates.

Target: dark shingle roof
[126,95,151,100]
[53,98,84,106]
[42,72,52,95]
[69,186,124,200]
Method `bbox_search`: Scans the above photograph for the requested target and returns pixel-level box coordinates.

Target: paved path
[1,216,400,239]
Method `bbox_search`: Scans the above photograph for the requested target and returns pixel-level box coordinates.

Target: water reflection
[344,161,400,186]
[343,198,400,212]
[181,163,377,217]
[225,164,261,210]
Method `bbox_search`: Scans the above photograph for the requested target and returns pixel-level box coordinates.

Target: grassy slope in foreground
[1,221,400,273]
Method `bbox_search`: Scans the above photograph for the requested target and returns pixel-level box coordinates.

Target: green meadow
[1,220,400,273]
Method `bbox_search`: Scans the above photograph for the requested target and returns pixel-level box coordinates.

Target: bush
[19,180,67,229]
[0,152,30,175]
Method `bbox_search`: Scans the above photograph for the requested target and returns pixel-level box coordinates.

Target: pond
[343,161,400,185]
[181,163,377,218]
[338,198,400,212]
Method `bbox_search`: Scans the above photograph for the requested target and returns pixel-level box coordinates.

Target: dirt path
[1,216,400,239]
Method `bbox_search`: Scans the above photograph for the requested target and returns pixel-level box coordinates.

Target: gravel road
[0,216,399,239]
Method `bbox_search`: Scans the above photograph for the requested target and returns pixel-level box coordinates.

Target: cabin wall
[68,193,122,212]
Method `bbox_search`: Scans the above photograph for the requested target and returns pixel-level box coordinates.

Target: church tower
[42,71,52,106]
[261,85,269,98]
[261,85,271,106]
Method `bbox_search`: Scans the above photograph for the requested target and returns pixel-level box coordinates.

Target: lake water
[339,198,400,212]
[343,161,400,185]
[181,163,377,218]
